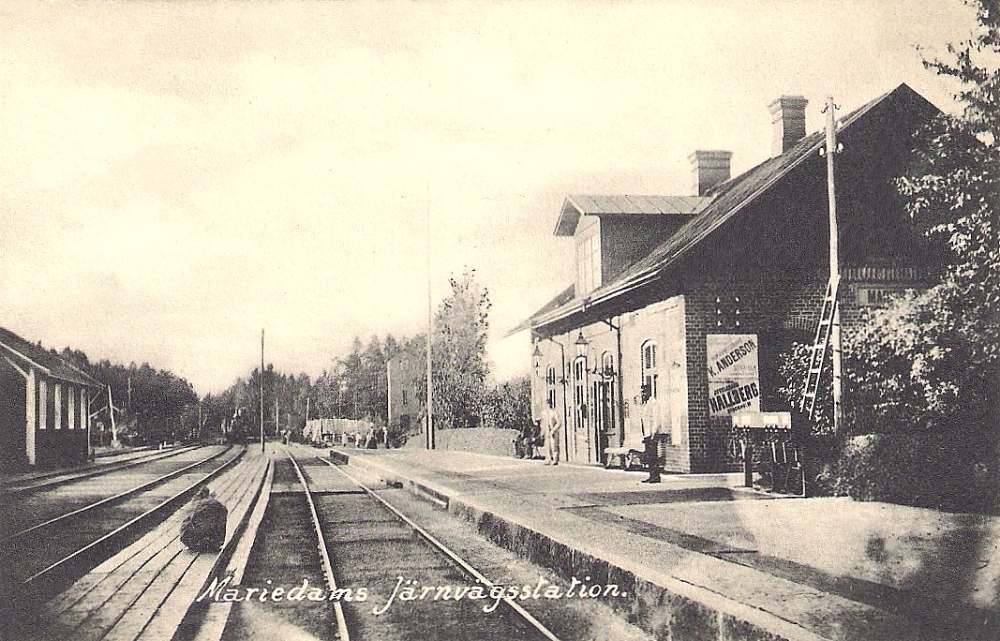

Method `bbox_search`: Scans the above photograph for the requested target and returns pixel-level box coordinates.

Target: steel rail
[309,449,563,641]
[2,445,236,545]
[283,447,352,641]
[18,446,245,590]
[0,444,202,497]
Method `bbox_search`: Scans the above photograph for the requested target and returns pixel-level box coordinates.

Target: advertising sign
[706,334,760,417]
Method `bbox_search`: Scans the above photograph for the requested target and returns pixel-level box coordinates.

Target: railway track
[1,445,245,620]
[216,447,560,641]
[0,444,202,497]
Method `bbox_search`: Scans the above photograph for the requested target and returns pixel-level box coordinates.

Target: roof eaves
[554,197,584,236]
[0,341,53,376]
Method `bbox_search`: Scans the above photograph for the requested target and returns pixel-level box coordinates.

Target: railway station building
[0,327,102,468]
[517,84,942,472]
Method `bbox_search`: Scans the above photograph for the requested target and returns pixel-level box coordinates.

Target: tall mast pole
[426,182,435,450]
[824,96,844,433]
[260,329,265,453]
[108,384,118,447]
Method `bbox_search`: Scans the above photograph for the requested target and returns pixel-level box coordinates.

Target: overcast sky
[0,0,977,395]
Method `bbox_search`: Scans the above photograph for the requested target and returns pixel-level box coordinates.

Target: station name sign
[706,334,760,417]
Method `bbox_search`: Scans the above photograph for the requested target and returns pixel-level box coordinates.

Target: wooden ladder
[799,277,839,419]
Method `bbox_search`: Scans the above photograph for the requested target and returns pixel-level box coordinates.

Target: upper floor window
[641,341,658,402]
[576,230,601,295]
[402,389,408,406]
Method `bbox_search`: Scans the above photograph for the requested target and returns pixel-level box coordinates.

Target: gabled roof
[526,83,939,333]
[0,327,102,387]
[554,195,710,236]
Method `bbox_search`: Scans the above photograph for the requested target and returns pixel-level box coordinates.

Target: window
[601,352,615,377]
[573,356,588,426]
[545,365,558,410]
[575,231,601,295]
[641,341,658,402]
[402,389,408,406]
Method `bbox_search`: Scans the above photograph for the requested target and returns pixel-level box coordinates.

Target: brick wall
[680,268,927,472]
[682,274,826,472]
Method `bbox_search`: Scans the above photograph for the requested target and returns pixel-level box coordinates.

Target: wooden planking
[190,461,274,641]
[138,459,271,641]
[34,454,268,641]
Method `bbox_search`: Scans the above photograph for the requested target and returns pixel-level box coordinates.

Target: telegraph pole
[108,385,119,447]
[426,181,435,450]
[824,96,844,433]
[260,329,265,453]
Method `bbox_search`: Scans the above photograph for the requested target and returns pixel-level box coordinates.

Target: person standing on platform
[639,386,662,483]
[543,398,560,466]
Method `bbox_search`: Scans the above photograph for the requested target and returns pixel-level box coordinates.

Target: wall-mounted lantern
[574,332,589,358]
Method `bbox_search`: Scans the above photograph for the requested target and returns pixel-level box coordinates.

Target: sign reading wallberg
[706,334,760,417]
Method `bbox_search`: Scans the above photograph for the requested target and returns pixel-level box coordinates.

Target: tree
[815,0,1000,509]
[483,376,532,432]
[850,1,998,426]
[420,269,492,428]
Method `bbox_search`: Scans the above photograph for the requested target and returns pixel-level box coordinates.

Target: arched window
[601,351,615,377]
[641,341,658,402]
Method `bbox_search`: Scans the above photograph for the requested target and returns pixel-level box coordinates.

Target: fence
[304,418,374,445]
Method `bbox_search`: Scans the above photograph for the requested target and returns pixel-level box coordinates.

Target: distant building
[386,348,424,441]
[515,84,942,472]
[0,327,102,468]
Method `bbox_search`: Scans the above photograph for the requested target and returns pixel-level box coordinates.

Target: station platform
[330,446,1000,641]
[1,445,182,488]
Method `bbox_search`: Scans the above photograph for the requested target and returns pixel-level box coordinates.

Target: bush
[831,430,1000,513]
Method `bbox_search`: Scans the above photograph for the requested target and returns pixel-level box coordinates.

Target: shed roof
[0,327,102,387]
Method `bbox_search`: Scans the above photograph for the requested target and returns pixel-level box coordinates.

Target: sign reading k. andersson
[706,334,760,418]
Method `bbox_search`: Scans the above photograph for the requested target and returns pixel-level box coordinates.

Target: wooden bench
[603,432,646,469]
[32,450,271,641]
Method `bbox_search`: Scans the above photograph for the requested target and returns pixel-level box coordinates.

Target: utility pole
[108,385,119,447]
[824,96,844,433]
[260,329,265,453]
[425,181,435,450]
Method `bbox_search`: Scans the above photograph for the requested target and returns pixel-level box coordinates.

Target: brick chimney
[689,150,732,196]
[768,95,808,156]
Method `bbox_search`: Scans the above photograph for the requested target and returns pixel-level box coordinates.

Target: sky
[0,0,979,395]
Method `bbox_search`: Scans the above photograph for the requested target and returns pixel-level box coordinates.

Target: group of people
[520,394,664,482]
[514,398,562,464]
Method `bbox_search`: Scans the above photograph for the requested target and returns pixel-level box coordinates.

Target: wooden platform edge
[177,458,275,641]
